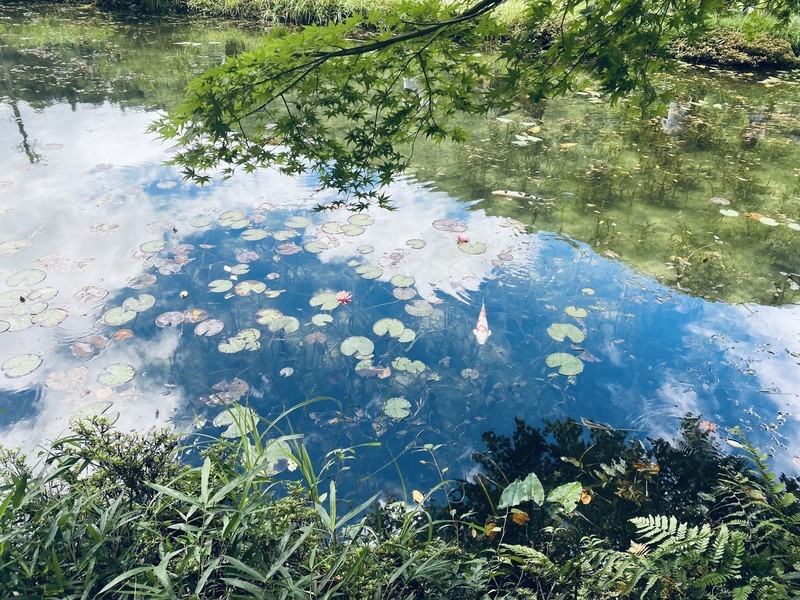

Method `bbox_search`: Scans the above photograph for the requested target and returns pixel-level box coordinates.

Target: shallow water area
[2,2,800,492]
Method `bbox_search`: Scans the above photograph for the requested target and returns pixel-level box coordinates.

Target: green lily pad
[28,287,58,302]
[276,242,302,255]
[719,209,739,217]
[184,308,209,323]
[226,264,250,275]
[461,367,480,380]
[788,223,800,231]
[390,274,415,288]
[219,210,246,227]
[97,363,135,387]
[406,239,426,249]
[190,215,213,228]
[565,306,588,319]
[304,241,329,254]
[256,308,283,325]
[5,315,33,331]
[139,240,166,253]
[341,336,374,358]
[218,337,247,354]
[348,214,374,226]
[156,311,185,327]
[208,280,233,293]
[383,397,411,420]
[342,224,365,236]
[241,229,269,241]
[310,292,339,311]
[123,294,156,313]
[195,319,224,336]
[32,308,68,327]
[2,354,42,378]
[397,328,416,343]
[391,357,426,374]
[582,288,596,295]
[6,268,46,287]
[546,353,584,376]
[102,307,136,326]
[355,265,383,280]
[357,245,374,254]
[457,241,487,255]
[405,300,433,317]
[373,318,406,338]
[273,229,298,241]
[393,288,417,300]
[547,323,585,343]
[0,290,27,308]
[268,316,300,334]
[759,217,780,226]
[70,401,117,426]
[312,314,333,327]
[321,221,343,234]
[432,219,467,232]
[234,281,267,296]
[285,216,311,229]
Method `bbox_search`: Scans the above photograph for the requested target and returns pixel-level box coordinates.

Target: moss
[672,30,798,69]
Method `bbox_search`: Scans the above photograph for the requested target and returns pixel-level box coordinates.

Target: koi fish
[473,301,491,345]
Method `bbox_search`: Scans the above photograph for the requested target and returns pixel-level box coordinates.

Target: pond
[1,3,800,496]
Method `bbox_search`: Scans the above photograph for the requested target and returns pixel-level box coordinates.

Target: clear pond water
[1,3,800,494]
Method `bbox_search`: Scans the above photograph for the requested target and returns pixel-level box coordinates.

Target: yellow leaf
[580,489,592,505]
[486,521,498,541]
[511,510,530,525]
[412,489,424,504]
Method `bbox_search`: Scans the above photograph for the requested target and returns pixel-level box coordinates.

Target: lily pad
[235,281,267,296]
[70,401,117,426]
[139,240,166,253]
[46,366,89,390]
[433,219,467,232]
[273,229,298,241]
[2,354,42,378]
[225,264,250,276]
[97,363,135,387]
[391,357,426,374]
[457,241,487,255]
[123,294,156,313]
[405,300,433,317]
[268,316,300,334]
[304,241,329,254]
[341,336,374,358]
[102,307,137,326]
[565,306,588,319]
[219,210,246,227]
[545,353,584,376]
[155,311,186,327]
[6,268,46,287]
[390,274,415,288]
[348,214,374,226]
[195,319,224,336]
[28,287,58,302]
[0,239,33,254]
[393,288,416,300]
[255,308,283,325]
[285,216,311,229]
[547,323,585,343]
[276,242,302,255]
[32,308,68,327]
[312,314,333,327]
[357,245,374,254]
[305,331,327,344]
[373,318,406,338]
[461,367,480,380]
[342,224,365,236]
[321,221,343,234]
[208,280,234,293]
[759,217,780,226]
[127,273,157,289]
[241,229,269,241]
[184,308,209,323]
[788,223,800,231]
[310,292,340,311]
[406,239,426,249]
[218,337,246,354]
[383,397,411,420]
[355,265,383,280]
[397,328,416,343]
[719,209,739,217]
[236,251,260,263]
[190,216,213,228]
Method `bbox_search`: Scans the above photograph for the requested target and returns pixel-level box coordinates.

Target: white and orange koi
[473,301,491,345]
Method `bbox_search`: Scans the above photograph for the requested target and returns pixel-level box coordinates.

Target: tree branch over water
[155,0,793,209]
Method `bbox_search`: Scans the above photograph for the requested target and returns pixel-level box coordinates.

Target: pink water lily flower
[457,233,469,244]
[335,290,353,305]
[698,420,718,434]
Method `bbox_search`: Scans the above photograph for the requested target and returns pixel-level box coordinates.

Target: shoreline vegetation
[1,413,798,597]
[35,0,800,68]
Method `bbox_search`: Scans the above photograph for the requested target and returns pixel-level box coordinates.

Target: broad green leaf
[546,481,583,513]
[498,473,545,509]
[547,323,585,343]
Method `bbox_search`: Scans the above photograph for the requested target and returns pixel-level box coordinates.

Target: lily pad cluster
[545,304,590,377]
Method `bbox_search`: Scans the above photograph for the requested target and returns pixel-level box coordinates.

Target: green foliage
[158,0,796,208]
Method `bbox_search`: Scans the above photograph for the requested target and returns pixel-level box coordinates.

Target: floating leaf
[582,288,596,295]
[5,315,33,332]
[139,240,166,253]
[285,216,311,229]
[97,363,135,387]
[123,294,156,313]
[225,264,250,275]
[393,287,416,300]
[305,331,327,344]
[236,251,260,263]
[70,401,116,426]
[312,314,333,326]
[373,318,405,338]
[255,308,283,325]
[0,239,33,254]
[565,306,588,319]
[219,210,246,227]
[6,268,46,287]
[383,397,411,420]
[547,323,585,343]
[405,300,433,317]
[390,274,415,288]
[276,242,302,255]
[208,280,233,293]
[155,311,185,327]
[235,281,267,296]
[341,336,374,357]
[2,354,42,378]
[545,353,584,376]
[461,368,480,380]
[127,273,157,289]
[397,328,416,343]
[406,239,426,249]
[310,292,339,311]
[498,473,545,509]
[357,245,374,254]
[348,214,374,226]
[321,221,342,234]
[28,287,58,302]
[759,217,780,226]
[0,321,8,333]
[788,223,800,231]
[432,219,467,232]
[304,241,329,254]
[184,308,209,323]
[218,337,246,354]
[268,316,300,334]
[195,319,224,336]
[355,265,383,280]
[272,229,298,241]
[342,224,365,236]
[46,366,88,390]
[280,367,294,377]
[102,307,136,326]
[458,241,487,255]
[391,357,426,374]
[190,215,213,228]
[32,308,68,327]
[241,229,269,241]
